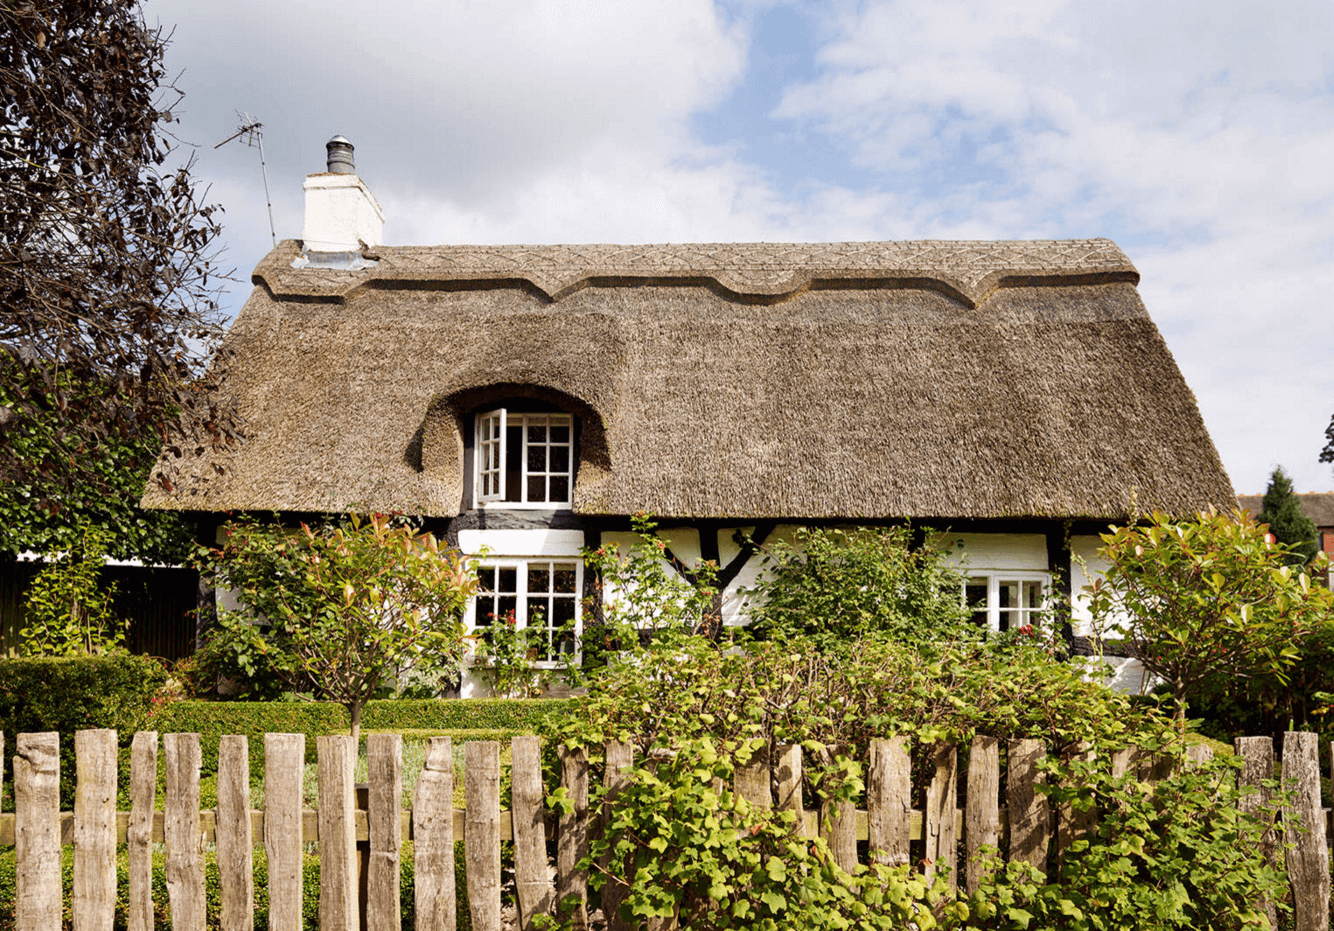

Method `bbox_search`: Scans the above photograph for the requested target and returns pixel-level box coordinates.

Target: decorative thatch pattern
[144,239,1234,520]
[261,239,1139,308]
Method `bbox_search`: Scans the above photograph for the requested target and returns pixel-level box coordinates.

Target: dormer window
[475,408,574,508]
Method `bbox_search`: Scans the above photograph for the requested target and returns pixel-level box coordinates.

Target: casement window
[469,558,581,666]
[963,573,1049,632]
[475,409,574,508]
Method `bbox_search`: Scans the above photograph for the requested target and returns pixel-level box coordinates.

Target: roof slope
[1238,493,1334,528]
[144,239,1235,521]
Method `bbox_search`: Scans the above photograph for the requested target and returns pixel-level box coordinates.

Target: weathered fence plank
[164,733,205,931]
[868,737,911,867]
[413,737,456,931]
[1007,739,1048,874]
[557,745,589,931]
[73,729,117,931]
[1056,741,1094,864]
[368,734,403,931]
[318,735,358,931]
[217,736,254,931]
[264,734,305,931]
[1283,731,1330,931]
[1185,743,1214,768]
[734,742,771,811]
[924,744,959,890]
[511,736,553,931]
[965,736,999,894]
[466,740,501,931]
[127,732,157,931]
[602,741,634,931]
[774,744,804,836]
[1109,746,1137,779]
[1236,736,1277,931]
[15,732,60,931]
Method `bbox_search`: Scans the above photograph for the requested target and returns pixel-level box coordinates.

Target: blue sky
[148,0,1334,498]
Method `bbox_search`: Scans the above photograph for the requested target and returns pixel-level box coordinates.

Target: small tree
[200,514,476,740]
[1258,466,1319,566]
[1088,509,1333,720]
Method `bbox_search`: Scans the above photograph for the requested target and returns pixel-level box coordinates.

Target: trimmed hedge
[150,701,349,774]
[0,655,167,807]
[151,698,578,775]
[362,698,577,731]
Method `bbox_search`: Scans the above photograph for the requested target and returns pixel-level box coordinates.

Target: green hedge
[0,842,471,931]
[0,655,167,807]
[151,698,578,775]
[362,698,577,731]
[150,701,349,774]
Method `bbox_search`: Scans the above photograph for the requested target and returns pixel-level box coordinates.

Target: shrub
[1089,509,1333,720]
[0,655,167,807]
[741,526,977,653]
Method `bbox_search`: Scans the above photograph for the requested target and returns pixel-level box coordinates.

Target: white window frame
[467,557,583,668]
[962,571,1050,632]
[473,409,574,509]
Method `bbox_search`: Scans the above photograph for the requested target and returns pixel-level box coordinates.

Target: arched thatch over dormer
[420,382,612,514]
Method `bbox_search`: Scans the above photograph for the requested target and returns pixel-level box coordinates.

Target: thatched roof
[143,238,1235,520]
[1238,493,1334,529]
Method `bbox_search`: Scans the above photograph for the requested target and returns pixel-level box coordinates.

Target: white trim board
[457,529,585,557]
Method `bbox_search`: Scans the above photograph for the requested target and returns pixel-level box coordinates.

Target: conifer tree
[1259,466,1319,566]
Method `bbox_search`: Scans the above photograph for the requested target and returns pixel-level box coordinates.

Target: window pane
[527,444,546,472]
[528,423,547,444]
[553,566,577,593]
[549,476,569,502]
[965,580,988,626]
[528,475,546,502]
[551,424,570,444]
[552,597,575,625]
[498,567,517,593]
[497,596,517,626]
[1023,581,1043,609]
[551,445,569,473]
[528,565,550,593]
[477,566,494,592]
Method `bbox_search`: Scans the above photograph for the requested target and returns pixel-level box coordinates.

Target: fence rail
[1,729,1330,931]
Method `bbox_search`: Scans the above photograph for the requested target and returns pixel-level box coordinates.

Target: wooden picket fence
[1,730,1331,931]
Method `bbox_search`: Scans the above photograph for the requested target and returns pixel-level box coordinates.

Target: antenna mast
[215,112,277,246]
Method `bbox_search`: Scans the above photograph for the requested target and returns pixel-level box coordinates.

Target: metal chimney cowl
[296,135,383,265]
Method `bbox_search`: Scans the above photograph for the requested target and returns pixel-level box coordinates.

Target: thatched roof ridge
[1238,493,1334,528]
[144,239,1234,521]
[255,238,1139,309]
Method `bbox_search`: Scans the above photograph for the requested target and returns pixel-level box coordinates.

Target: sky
[145,0,1334,498]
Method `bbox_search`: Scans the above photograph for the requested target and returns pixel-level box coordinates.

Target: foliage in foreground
[543,632,1285,931]
[969,726,1288,931]
[196,515,477,739]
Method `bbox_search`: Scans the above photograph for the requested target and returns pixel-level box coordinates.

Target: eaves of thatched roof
[143,238,1235,521]
[1238,493,1334,529]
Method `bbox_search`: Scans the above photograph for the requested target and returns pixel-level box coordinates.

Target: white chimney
[300,136,383,254]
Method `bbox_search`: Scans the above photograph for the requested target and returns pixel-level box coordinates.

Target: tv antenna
[215,112,277,246]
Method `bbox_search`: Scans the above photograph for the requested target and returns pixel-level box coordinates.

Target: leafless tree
[0,0,239,509]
